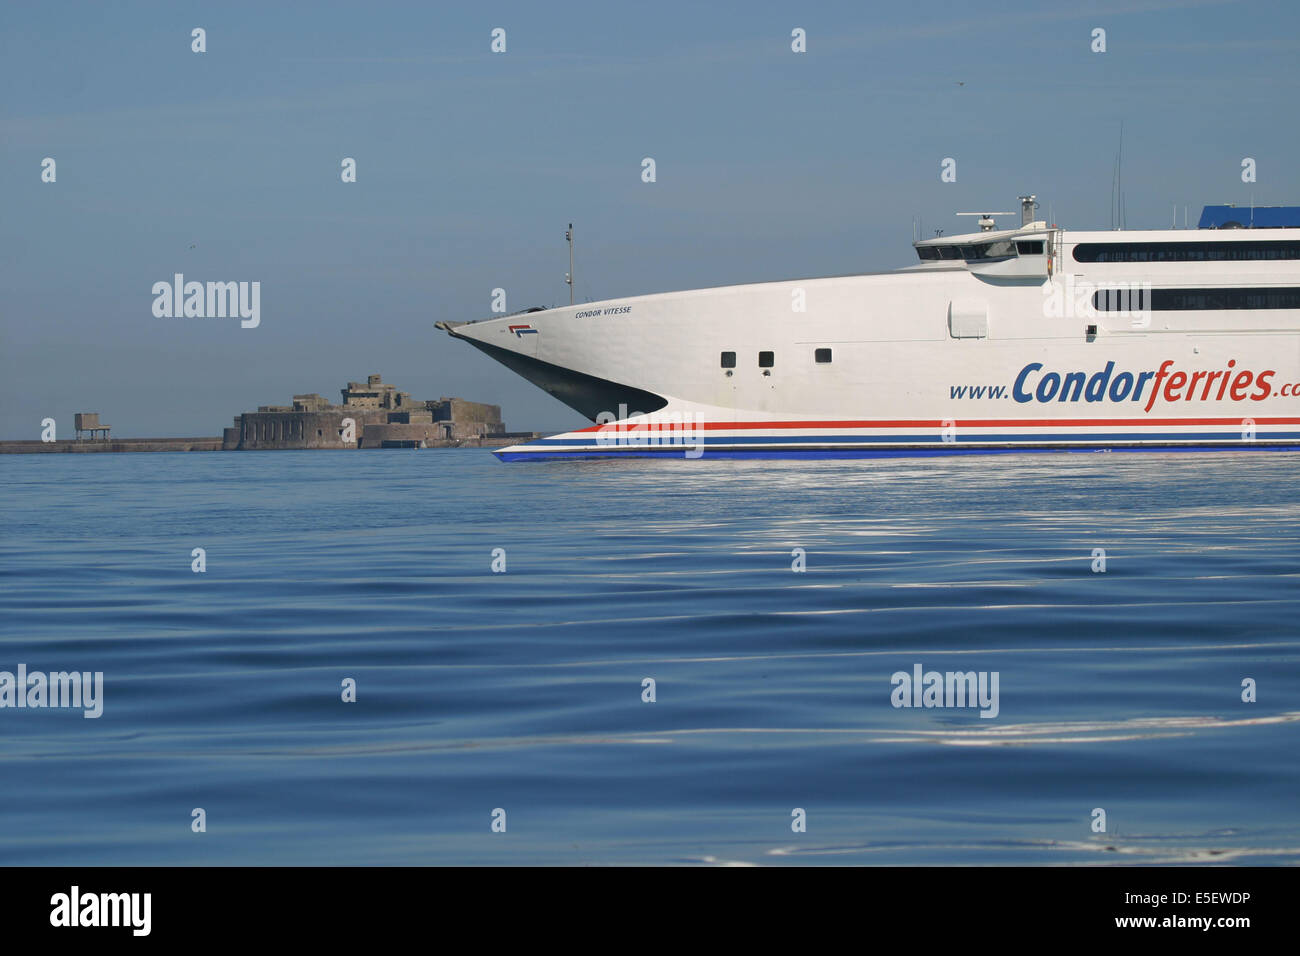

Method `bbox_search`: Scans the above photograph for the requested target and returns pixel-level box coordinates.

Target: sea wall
[0,438,224,454]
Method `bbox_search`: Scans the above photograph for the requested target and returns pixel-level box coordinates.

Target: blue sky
[3,0,1298,437]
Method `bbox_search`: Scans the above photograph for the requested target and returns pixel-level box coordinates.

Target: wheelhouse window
[916,239,1019,262]
[1092,287,1300,311]
[1073,240,1300,263]
[1016,240,1044,255]
[758,351,774,368]
[814,348,832,363]
[720,351,736,368]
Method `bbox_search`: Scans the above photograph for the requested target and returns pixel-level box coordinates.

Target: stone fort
[224,374,516,450]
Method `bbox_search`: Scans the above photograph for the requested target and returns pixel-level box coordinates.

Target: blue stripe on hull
[497,443,1300,462]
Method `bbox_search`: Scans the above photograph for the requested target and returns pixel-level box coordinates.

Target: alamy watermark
[594,404,705,458]
[152,274,260,328]
[890,663,999,718]
[50,886,150,936]
[0,664,103,718]
[1042,275,1152,328]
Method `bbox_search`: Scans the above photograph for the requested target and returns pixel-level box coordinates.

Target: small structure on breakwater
[74,413,111,441]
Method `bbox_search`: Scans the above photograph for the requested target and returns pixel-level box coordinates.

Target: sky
[3,0,1298,437]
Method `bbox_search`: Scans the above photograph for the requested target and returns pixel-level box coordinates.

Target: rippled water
[1,449,1297,865]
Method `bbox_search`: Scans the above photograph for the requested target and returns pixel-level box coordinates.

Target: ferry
[437,198,1300,459]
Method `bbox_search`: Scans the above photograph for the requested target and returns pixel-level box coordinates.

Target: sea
[1,449,1297,865]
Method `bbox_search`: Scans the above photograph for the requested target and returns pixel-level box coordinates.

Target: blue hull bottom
[497,442,1300,462]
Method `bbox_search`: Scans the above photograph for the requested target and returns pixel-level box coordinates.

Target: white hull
[441,218,1300,460]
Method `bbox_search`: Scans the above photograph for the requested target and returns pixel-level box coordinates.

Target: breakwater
[0,438,225,454]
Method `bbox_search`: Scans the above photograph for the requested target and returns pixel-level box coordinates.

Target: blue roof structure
[1198,205,1300,229]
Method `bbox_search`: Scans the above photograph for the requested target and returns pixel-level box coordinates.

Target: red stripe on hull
[577,416,1300,433]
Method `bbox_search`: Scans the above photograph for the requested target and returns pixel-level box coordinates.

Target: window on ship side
[758,351,775,368]
[720,351,736,368]
[1073,240,1300,263]
[814,348,832,364]
[1092,286,1300,311]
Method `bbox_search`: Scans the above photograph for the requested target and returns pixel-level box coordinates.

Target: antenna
[1118,120,1125,229]
[1110,120,1126,230]
[1110,153,1117,229]
[564,223,574,304]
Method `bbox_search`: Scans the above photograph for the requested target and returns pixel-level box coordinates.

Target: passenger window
[758,351,774,368]
[814,348,832,364]
[720,351,736,368]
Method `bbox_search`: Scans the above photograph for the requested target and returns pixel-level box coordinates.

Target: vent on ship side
[948,300,989,339]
